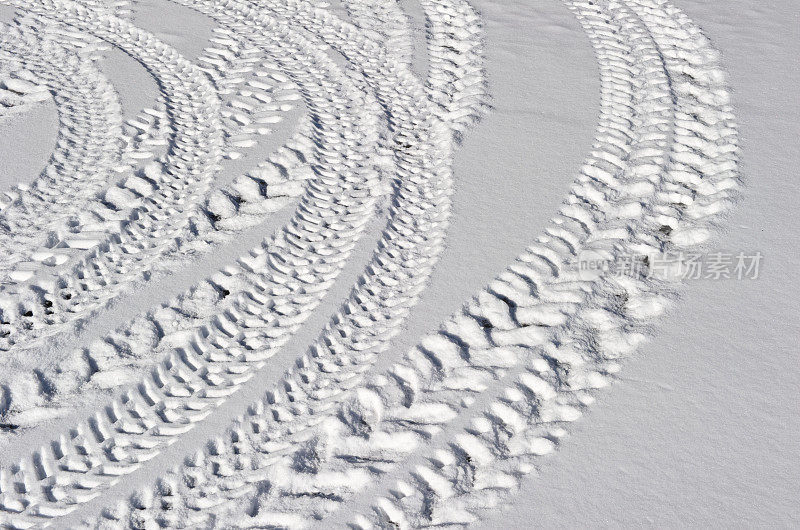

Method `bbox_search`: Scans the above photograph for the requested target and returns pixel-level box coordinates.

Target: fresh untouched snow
[0,0,796,528]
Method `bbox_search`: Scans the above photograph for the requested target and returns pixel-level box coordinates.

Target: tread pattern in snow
[0,0,738,528]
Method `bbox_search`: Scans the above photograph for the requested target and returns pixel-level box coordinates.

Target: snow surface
[0,0,796,527]
[479,1,800,527]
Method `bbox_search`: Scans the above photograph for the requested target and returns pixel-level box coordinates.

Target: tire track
[339,2,740,525]
[0,71,316,433]
[418,0,488,134]
[0,0,224,353]
[56,0,484,526]
[345,0,415,67]
[0,0,467,525]
[0,21,125,277]
[308,1,740,527]
[0,0,488,423]
[0,0,739,528]
[0,0,309,353]
[58,0,738,528]
[0,0,395,524]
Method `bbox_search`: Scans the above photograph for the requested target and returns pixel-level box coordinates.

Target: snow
[0,0,796,527]
[477,0,800,527]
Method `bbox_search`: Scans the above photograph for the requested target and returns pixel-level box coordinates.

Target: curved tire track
[0,0,739,528]
[69,0,737,528]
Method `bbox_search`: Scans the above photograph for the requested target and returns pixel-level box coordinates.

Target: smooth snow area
[0,0,796,528]
[130,0,217,61]
[0,103,58,192]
